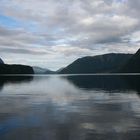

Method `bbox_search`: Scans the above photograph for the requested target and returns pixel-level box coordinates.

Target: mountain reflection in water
[65,75,140,92]
[0,75,140,140]
[0,75,33,91]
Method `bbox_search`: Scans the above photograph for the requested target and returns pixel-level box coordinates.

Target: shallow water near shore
[0,75,140,140]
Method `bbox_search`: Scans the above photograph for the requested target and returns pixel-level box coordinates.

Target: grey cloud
[0,47,47,55]
[0,26,43,45]
[0,0,140,69]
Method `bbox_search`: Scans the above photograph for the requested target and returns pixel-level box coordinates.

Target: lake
[0,75,140,140]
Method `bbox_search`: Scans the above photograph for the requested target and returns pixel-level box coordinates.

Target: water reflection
[0,75,33,91]
[0,75,140,140]
[65,75,140,93]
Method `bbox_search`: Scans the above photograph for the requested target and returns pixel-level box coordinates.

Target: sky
[0,0,140,70]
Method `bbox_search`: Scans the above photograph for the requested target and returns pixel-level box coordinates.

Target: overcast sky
[0,0,140,70]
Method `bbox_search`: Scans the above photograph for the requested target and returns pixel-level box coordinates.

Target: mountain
[120,49,140,73]
[0,64,34,74]
[0,58,4,64]
[33,66,55,74]
[56,67,64,73]
[0,58,34,74]
[59,53,133,74]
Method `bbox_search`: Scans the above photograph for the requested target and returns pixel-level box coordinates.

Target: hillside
[0,58,34,74]
[59,53,133,74]
[0,58,4,64]
[120,49,140,73]
[0,64,34,74]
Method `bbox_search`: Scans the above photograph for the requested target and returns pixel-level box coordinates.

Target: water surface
[0,75,140,140]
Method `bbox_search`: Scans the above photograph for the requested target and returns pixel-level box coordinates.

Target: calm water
[0,75,140,140]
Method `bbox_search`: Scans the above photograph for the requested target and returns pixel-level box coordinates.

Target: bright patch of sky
[0,15,21,28]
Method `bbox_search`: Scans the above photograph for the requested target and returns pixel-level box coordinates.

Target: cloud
[0,0,140,69]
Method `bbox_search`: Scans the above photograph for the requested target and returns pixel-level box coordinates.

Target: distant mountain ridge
[59,53,133,74]
[1,48,140,74]
[33,66,54,74]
